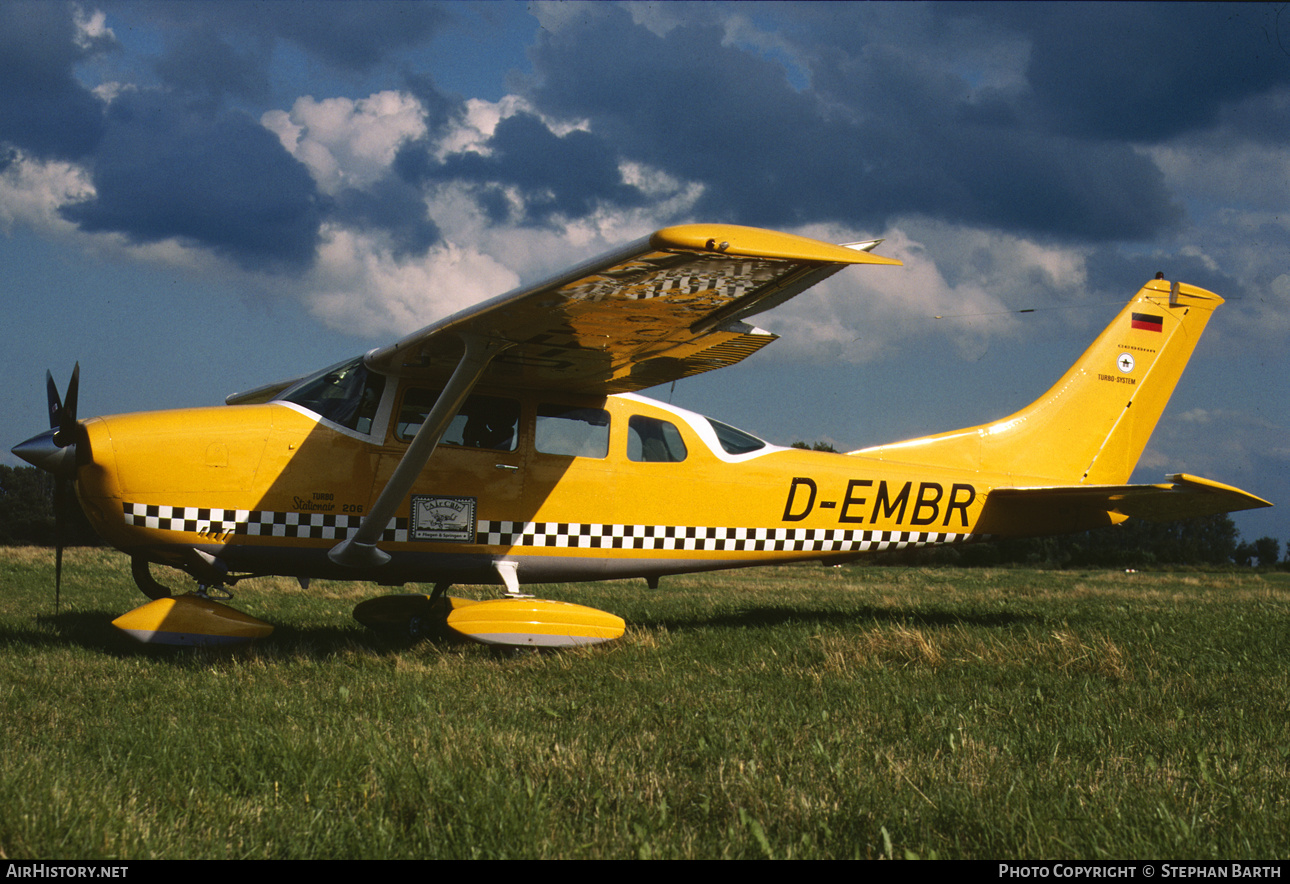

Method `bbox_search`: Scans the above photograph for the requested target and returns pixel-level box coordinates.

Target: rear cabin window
[281,358,385,434]
[397,390,520,451]
[707,417,766,455]
[627,415,688,462]
[535,404,610,458]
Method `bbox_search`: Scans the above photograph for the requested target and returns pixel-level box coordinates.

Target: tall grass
[1,548,1286,858]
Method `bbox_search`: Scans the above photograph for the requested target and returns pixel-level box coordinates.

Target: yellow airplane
[13,224,1271,648]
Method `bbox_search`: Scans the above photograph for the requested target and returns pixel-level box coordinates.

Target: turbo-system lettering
[783,478,975,527]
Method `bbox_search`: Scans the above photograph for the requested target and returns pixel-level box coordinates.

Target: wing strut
[328,333,512,569]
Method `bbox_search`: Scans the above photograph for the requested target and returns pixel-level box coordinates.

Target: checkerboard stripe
[122,503,409,542]
[124,503,975,552]
[477,520,972,552]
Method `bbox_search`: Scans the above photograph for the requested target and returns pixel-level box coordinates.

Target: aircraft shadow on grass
[10,601,1039,662]
[647,604,1034,633]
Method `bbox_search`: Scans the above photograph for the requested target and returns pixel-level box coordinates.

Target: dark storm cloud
[134,0,450,75]
[927,127,1181,240]
[0,3,108,160]
[528,11,830,229]
[956,3,1290,143]
[60,92,322,269]
[153,26,271,103]
[1083,247,1250,307]
[411,113,647,226]
[247,0,449,73]
[11,1,1278,274]
[402,70,461,137]
[333,178,441,258]
[521,4,1185,242]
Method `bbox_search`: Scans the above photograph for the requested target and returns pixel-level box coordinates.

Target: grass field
[1,546,1287,859]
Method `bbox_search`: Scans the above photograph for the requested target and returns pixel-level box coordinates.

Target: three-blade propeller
[17,365,81,614]
[48,365,79,615]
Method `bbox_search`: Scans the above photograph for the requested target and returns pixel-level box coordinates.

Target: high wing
[980,474,1272,535]
[300,224,900,569]
[361,224,899,394]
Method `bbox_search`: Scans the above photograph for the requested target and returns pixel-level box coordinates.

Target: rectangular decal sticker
[411,495,477,542]
[1130,312,1164,332]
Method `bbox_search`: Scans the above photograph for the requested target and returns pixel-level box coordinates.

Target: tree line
[3,461,1285,568]
[0,465,101,546]
[872,512,1283,569]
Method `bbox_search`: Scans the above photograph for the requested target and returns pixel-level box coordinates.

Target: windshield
[280,357,385,434]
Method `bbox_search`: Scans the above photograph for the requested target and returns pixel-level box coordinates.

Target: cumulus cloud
[431,96,537,159]
[304,226,519,337]
[264,92,428,195]
[72,6,115,49]
[0,152,95,235]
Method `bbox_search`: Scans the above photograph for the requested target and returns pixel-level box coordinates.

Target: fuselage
[43,275,1270,592]
[72,377,1003,588]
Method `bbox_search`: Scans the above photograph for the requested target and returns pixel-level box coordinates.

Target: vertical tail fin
[852,279,1223,485]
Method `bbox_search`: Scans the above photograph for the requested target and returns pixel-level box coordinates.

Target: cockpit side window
[627,415,688,462]
[281,358,385,434]
[397,390,520,451]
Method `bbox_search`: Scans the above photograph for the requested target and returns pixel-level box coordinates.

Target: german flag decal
[1131,312,1164,332]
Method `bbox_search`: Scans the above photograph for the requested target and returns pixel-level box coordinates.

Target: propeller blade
[46,370,62,430]
[54,363,79,448]
[54,510,63,616]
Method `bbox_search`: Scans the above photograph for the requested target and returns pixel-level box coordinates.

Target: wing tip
[651,224,902,266]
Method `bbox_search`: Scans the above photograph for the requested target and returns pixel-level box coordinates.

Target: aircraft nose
[12,428,78,478]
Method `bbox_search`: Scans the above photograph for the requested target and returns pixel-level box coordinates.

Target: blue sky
[2,1,1287,544]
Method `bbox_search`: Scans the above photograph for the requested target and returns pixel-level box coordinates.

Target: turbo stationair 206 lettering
[13,224,1271,647]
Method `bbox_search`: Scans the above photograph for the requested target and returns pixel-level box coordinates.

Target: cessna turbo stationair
[13,225,1270,648]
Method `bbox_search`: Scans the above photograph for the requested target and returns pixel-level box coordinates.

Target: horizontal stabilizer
[1112,473,1272,520]
[979,474,1271,536]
